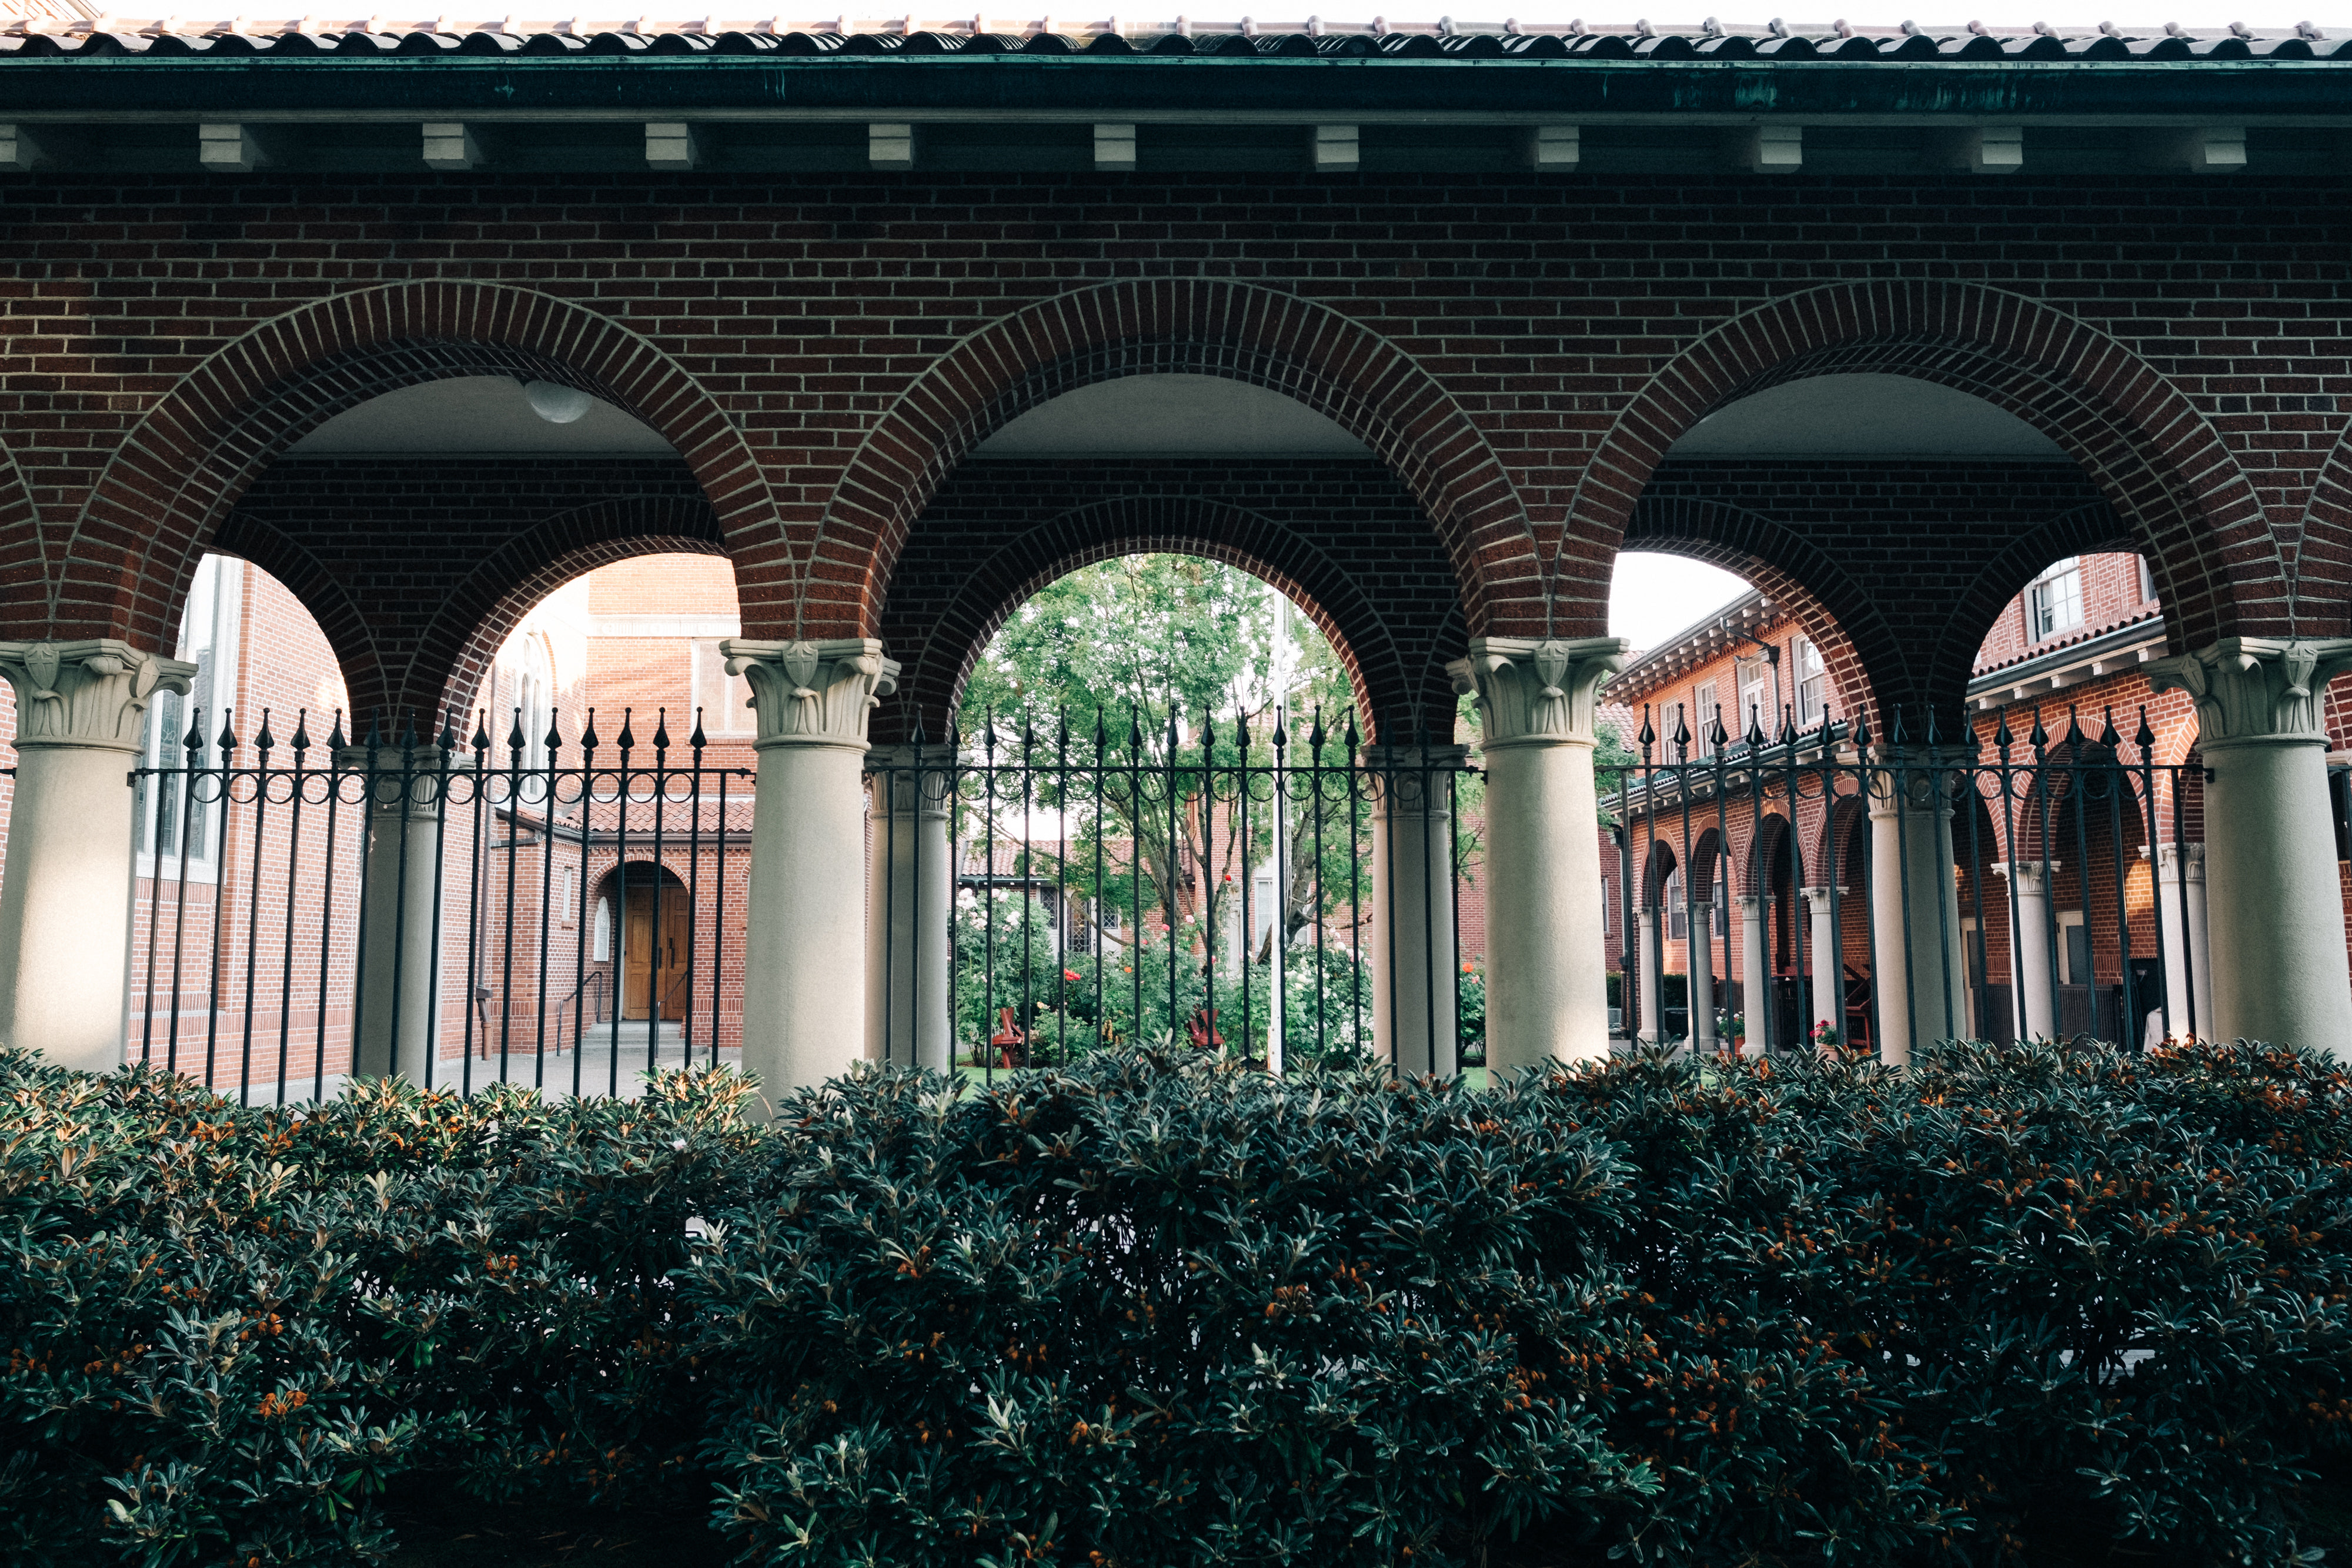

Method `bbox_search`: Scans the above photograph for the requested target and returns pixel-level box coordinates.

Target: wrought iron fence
[1602,701,2204,1059]
[124,707,748,1105]
[866,707,1478,1082]
[69,693,2216,1105]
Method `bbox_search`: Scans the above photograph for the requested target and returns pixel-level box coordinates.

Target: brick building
[0,21,2348,1097]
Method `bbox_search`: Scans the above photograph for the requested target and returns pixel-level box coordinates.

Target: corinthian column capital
[1446,636,1629,750]
[0,639,196,754]
[721,638,901,751]
[2146,637,2352,751]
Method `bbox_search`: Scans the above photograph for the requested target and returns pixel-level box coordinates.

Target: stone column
[0,641,195,1072]
[341,741,447,1083]
[1688,898,1716,1052]
[1867,751,1969,1067]
[864,744,953,1072]
[1449,637,1629,1069]
[1993,860,2059,1042]
[1736,892,1768,1057]
[2150,844,2207,1041]
[2150,638,2352,1051]
[723,637,900,1106]
[1364,744,1464,1078]
[1635,904,1664,1046]
[1799,885,1844,1047]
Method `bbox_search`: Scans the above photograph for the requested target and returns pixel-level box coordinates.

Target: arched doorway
[610,864,693,1024]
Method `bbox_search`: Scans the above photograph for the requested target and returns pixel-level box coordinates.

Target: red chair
[989,1005,1027,1068]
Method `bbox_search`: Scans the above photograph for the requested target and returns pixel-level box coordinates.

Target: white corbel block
[1093,122,1137,171]
[646,122,700,169]
[422,122,483,170]
[199,122,267,171]
[1735,122,1802,173]
[1951,124,2023,174]
[1312,123,1359,172]
[0,124,48,170]
[869,122,916,170]
[1524,123,1579,170]
[2166,125,2246,173]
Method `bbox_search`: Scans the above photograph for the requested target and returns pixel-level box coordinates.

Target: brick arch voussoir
[422,496,727,727]
[61,283,773,656]
[207,514,387,736]
[877,494,1433,749]
[1745,810,1797,898]
[823,280,1531,644]
[1565,282,2267,651]
[1933,502,2141,718]
[2294,424,2352,639]
[1622,498,1896,733]
[1641,837,1679,905]
[0,432,48,633]
[1817,793,1870,893]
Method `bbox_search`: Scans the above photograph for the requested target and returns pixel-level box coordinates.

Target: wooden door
[621,886,691,1021]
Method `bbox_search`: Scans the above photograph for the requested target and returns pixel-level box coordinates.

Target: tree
[956,555,1391,1058]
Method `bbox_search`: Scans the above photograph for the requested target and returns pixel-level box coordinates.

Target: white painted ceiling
[1667,373,2067,458]
[288,376,678,455]
[975,375,1372,457]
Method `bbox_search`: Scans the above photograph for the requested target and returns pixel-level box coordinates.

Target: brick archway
[816,280,1532,644]
[2296,427,2352,640]
[1612,510,1878,731]
[220,494,723,729]
[875,490,1464,747]
[44,282,773,656]
[1563,282,2266,653]
[1628,489,2136,732]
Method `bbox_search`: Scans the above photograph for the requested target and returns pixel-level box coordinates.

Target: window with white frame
[2030,557,2085,641]
[559,865,579,928]
[2137,554,2156,604]
[503,633,554,769]
[1665,868,1687,941]
[136,554,240,876]
[1737,657,1770,740]
[2057,911,2091,986]
[692,640,757,735]
[593,896,612,962]
[1792,638,1828,727]
[1692,680,1720,754]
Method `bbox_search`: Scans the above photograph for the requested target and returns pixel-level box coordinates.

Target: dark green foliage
[679,1052,1651,1567]
[0,1054,759,1566]
[8,1039,2352,1567]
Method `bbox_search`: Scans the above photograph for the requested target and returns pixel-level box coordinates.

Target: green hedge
[5,1041,2352,1566]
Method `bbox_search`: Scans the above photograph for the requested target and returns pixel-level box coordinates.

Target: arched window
[593,895,612,962]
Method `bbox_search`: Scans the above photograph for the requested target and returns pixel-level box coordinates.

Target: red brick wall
[0,173,2343,704]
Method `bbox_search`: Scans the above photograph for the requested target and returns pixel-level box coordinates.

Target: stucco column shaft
[1736,892,1768,1057]
[2150,639,2352,1051]
[1364,744,1464,1076]
[864,744,953,1072]
[1635,905,1663,1045]
[1799,885,1844,1047]
[2152,844,2210,1041]
[2185,851,2215,1040]
[1867,751,1968,1067]
[1994,860,2058,1042]
[343,745,446,1082]
[0,641,194,1073]
[723,637,900,1106]
[1449,637,1630,1069]
[1688,900,1716,1052]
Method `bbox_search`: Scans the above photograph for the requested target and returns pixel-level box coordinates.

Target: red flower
[1063,968,1081,982]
